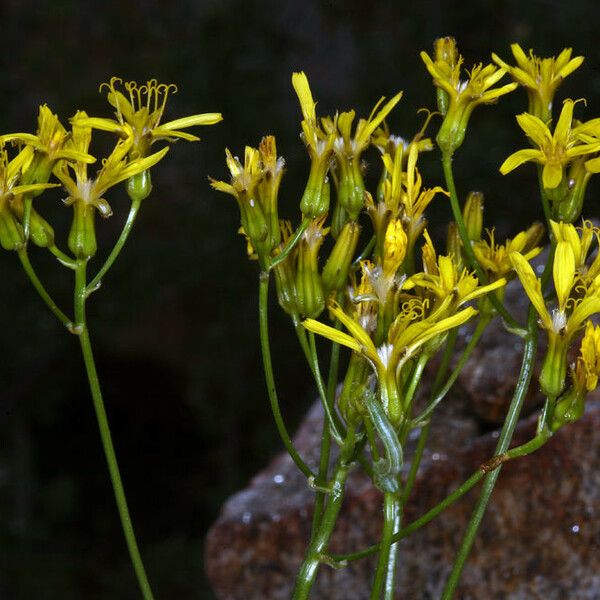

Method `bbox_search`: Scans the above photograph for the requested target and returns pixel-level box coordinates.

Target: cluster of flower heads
[212,38,600,437]
[0,78,221,259]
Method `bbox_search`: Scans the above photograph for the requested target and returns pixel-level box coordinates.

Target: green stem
[269,217,310,270]
[352,235,375,268]
[87,199,141,295]
[440,307,538,599]
[370,491,400,600]
[311,322,342,536]
[49,244,77,269]
[74,260,155,600]
[441,153,520,330]
[306,330,344,443]
[401,328,459,507]
[259,272,314,479]
[17,247,72,329]
[292,426,356,600]
[333,467,485,563]
[411,316,490,426]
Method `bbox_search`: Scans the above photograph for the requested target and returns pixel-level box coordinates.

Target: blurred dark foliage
[0,0,599,597]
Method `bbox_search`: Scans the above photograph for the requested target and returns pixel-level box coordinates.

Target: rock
[206,395,600,599]
[205,273,600,598]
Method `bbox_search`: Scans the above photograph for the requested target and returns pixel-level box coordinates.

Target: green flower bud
[300,158,330,219]
[433,37,458,116]
[294,219,327,318]
[539,333,569,399]
[322,221,360,294]
[550,387,585,432]
[127,170,153,203]
[463,191,484,242]
[28,209,55,248]
[554,159,592,224]
[69,202,97,259]
[337,157,365,221]
[0,209,25,251]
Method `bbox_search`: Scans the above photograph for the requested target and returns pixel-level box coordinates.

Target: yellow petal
[515,113,552,148]
[302,318,362,353]
[161,113,223,130]
[292,72,316,124]
[499,148,543,174]
[510,252,553,330]
[553,241,575,311]
[542,161,563,189]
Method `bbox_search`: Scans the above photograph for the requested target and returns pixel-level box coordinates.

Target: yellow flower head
[406,229,506,307]
[574,320,600,393]
[510,220,600,340]
[421,39,517,154]
[492,44,584,121]
[382,218,408,278]
[499,99,600,189]
[73,77,222,159]
[473,223,544,280]
[55,112,169,217]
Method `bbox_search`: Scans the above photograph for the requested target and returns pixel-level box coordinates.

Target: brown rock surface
[205,276,600,598]
[206,397,600,599]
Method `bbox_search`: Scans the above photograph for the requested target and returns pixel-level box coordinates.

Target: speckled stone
[205,275,600,598]
[206,397,600,599]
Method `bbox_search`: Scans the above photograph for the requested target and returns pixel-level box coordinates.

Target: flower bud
[68,202,97,259]
[0,209,25,251]
[539,333,569,399]
[300,158,331,219]
[554,159,591,223]
[127,170,153,203]
[322,221,360,294]
[433,37,458,116]
[294,219,327,318]
[337,157,365,221]
[463,191,484,242]
[550,387,585,432]
[28,209,55,248]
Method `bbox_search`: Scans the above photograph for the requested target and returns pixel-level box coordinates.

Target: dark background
[0,1,598,598]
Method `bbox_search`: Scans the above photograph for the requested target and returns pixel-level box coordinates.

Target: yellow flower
[406,230,506,306]
[574,320,600,393]
[510,221,600,396]
[292,72,336,218]
[492,44,584,121]
[499,99,600,189]
[210,139,285,260]
[320,91,402,220]
[0,143,59,250]
[382,218,408,278]
[303,298,476,424]
[73,78,222,159]
[473,223,544,280]
[54,113,168,258]
[421,40,517,154]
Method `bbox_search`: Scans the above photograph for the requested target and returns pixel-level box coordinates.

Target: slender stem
[49,244,77,268]
[306,330,344,443]
[441,153,520,330]
[17,247,72,329]
[311,322,342,536]
[87,199,141,294]
[440,307,538,599]
[352,235,375,268]
[332,468,485,563]
[536,164,553,229]
[292,426,357,600]
[259,272,314,479]
[401,328,460,507]
[383,497,401,600]
[74,260,155,600]
[411,316,490,426]
[269,217,310,270]
[370,492,400,600]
